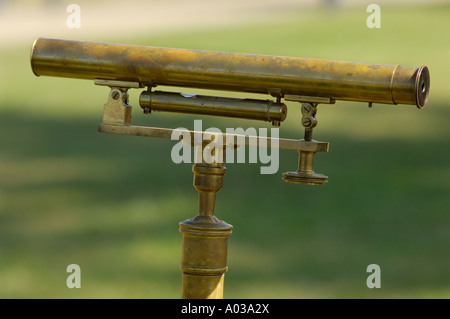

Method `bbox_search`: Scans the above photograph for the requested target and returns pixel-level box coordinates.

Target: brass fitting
[282,101,328,185]
[282,149,328,185]
[94,79,142,126]
[179,162,232,299]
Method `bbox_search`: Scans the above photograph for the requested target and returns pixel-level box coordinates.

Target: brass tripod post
[179,143,232,299]
[30,38,430,299]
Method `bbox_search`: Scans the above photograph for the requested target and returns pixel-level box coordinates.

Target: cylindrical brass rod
[139,90,287,123]
[31,38,430,108]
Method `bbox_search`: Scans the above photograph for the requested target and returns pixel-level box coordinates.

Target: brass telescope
[31,38,429,108]
[30,37,430,299]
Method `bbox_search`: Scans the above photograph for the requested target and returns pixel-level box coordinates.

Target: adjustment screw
[302,104,312,113]
[302,118,312,127]
[111,90,120,100]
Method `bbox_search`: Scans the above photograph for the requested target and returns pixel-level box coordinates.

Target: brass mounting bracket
[282,95,335,185]
[284,95,335,139]
[95,79,143,125]
[95,83,332,186]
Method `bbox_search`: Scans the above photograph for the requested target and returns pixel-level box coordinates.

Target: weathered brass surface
[139,90,287,125]
[31,37,430,108]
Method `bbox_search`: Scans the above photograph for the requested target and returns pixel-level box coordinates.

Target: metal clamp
[95,79,142,125]
[281,95,334,185]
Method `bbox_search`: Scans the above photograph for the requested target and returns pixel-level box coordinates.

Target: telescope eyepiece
[415,65,430,109]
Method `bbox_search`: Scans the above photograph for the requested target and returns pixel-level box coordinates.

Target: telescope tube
[139,91,287,123]
[30,38,430,108]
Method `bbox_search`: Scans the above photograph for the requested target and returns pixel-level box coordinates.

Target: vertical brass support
[282,101,328,185]
[179,147,232,299]
[301,102,318,142]
[102,87,132,125]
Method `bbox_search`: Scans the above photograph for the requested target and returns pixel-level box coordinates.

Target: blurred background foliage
[0,0,449,298]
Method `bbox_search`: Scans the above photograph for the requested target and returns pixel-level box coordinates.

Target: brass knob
[282,150,328,185]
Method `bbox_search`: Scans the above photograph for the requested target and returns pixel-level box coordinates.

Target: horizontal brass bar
[97,124,329,152]
[284,94,335,104]
[31,38,430,108]
[94,79,143,88]
[139,90,287,123]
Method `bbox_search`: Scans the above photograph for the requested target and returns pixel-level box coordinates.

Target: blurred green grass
[0,4,449,298]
